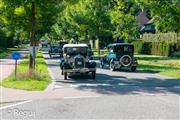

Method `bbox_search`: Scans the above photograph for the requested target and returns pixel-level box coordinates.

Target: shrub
[131,40,143,53]
[132,33,179,56]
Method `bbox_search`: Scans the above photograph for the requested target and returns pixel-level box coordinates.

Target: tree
[1,0,65,69]
[110,0,139,42]
[52,0,113,55]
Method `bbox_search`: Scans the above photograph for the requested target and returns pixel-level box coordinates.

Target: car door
[107,46,116,63]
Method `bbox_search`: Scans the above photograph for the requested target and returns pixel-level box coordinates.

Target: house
[137,10,156,34]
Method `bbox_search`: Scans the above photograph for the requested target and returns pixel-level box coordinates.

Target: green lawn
[0,52,51,91]
[135,54,180,78]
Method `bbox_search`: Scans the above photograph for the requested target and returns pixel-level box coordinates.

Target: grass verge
[135,54,180,78]
[0,45,26,58]
[0,51,51,91]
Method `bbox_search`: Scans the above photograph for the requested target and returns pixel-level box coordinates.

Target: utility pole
[29,0,36,70]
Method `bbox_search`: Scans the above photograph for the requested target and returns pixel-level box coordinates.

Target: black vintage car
[60,44,96,80]
[100,43,138,72]
[58,41,68,57]
[48,44,61,58]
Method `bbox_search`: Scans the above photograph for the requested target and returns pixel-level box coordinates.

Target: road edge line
[0,100,32,110]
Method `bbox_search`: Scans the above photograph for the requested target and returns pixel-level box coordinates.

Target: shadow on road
[43,52,180,95]
[57,73,180,95]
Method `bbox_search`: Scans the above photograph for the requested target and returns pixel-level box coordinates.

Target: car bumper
[63,68,96,73]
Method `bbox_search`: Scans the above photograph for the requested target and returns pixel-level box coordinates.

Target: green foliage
[0,0,65,47]
[136,0,180,32]
[0,30,7,48]
[132,41,172,56]
[131,40,143,53]
[142,33,178,43]
[1,0,179,48]
[132,33,179,56]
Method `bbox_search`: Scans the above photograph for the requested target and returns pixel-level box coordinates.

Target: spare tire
[120,55,132,67]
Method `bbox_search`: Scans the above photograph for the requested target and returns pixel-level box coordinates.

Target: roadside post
[11,52,21,78]
[28,46,39,70]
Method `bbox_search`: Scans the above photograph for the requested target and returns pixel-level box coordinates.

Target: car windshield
[65,47,88,56]
[52,46,59,49]
[114,45,134,53]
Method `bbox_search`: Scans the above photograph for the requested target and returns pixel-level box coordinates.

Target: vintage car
[100,43,138,72]
[58,41,68,57]
[48,44,61,58]
[60,44,96,80]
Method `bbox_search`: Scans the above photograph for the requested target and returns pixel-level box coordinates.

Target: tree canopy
[0,0,179,48]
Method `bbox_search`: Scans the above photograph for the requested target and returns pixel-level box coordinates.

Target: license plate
[77,62,82,65]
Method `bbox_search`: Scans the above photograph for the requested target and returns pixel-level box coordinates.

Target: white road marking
[53,80,144,89]
[63,96,100,99]
[0,100,32,110]
[70,83,112,87]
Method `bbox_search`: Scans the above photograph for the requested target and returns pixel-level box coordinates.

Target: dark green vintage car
[100,43,138,72]
[48,44,61,58]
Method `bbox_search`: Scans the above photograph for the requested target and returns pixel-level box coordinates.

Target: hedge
[132,33,179,56]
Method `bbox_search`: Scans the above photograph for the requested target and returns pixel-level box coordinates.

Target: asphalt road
[0,52,179,119]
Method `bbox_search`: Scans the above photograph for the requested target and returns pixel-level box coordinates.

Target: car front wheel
[49,54,52,58]
[92,71,96,79]
[100,60,104,69]
[64,72,67,80]
[110,60,116,71]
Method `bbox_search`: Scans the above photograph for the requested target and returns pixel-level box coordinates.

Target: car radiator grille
[74,57,84,68]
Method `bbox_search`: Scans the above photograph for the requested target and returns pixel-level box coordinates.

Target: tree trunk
[29,0,36,70]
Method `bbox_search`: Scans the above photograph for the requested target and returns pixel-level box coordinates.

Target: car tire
[64,72,67,80]
[92,71,96,79]
[61,70,64,75]
[131,66,136,72]
[110,59,115,71]
[49,54,52,58]
[100,60,104,69]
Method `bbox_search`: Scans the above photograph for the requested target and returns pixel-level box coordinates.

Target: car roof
[108,43,133,47]
[63,44,88,48]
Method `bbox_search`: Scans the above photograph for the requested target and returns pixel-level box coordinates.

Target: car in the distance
[59,41,68,57]
[48,44,61,58]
